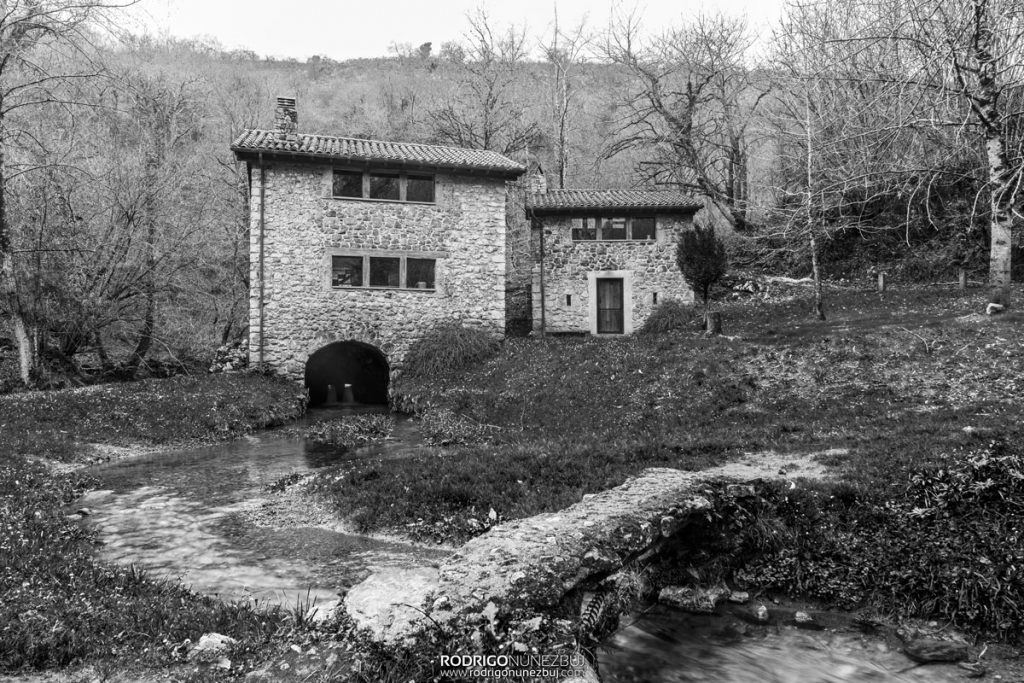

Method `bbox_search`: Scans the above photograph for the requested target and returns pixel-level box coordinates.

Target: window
[632,217,656,240]
[332,255,364,287]
[571,218,597,241]
[407,175,435,203]
[571,216,659,242]
[369,173,400,200]
[406,258,436,289]
[329,252,440,291]
[369,257,401,287]
[332,170,362,198]
[602,218,627,240]
[331,170,435,203]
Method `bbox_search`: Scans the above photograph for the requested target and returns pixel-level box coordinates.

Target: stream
[598,606,968,682]
[77,415,980,681]
[77,408,448,608]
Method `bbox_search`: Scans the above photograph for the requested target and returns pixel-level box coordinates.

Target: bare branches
[428,8,541,156]
[603,11,768,230]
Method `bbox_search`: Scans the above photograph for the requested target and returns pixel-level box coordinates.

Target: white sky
[128,0,785,61]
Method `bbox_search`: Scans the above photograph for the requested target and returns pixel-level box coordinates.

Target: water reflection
[79,410,448,606]
[599,607,964,682]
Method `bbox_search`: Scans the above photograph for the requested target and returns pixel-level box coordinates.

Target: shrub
[637,299,696,335]
[732,440,1024,637]
[676,224,728,311]
[401,323,501,378]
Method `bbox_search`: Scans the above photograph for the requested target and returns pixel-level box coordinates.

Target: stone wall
[248,163,508,378]
[531,215,695,334]
[504,179,533,336]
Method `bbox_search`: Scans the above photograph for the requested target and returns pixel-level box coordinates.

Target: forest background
[2,0,1022,388]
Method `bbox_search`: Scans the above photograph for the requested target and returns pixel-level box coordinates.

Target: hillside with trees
[1,0,1022,389]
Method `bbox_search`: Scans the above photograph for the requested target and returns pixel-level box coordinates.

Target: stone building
[231,97,704,404]
[527,187,702,335]
[231,97,526,404]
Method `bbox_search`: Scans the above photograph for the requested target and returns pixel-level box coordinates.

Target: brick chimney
[274,96,298,141]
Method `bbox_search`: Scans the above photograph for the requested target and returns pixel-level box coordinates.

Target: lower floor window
[332,253,438,290]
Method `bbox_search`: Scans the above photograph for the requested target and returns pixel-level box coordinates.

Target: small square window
[369,173,400,200]
[572,218,597,241]
[332,170,362,198]
[632,217,656,240]
[369,257,401,287]
[332,255,363,286]
[601,218,627,240]
[406,175,435,202]
[406,258,436,289]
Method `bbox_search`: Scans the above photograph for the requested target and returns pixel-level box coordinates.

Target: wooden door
[596,278,624,334]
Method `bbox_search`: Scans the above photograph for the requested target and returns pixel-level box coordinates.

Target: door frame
[587,270,633,335]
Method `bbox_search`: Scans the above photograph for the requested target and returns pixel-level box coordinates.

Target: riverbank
[0,373,309,674]
[308,281,1024,643]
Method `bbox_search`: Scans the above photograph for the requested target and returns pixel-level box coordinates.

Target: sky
[128,0,786,61]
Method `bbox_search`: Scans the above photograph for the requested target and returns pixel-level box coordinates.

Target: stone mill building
[232,97,701,405]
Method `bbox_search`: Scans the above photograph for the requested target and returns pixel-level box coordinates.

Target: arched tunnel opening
[304,341,390,407]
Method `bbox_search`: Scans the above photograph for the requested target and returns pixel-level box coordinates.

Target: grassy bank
[313,284,1024,543]
[306,283,1024,638]
[0,372,307,674]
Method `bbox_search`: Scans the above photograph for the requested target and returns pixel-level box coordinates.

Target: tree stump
[705,312,722,336]
[959,268,967,292]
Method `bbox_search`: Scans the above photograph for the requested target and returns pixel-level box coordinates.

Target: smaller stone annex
[527,184,702,335]
[232,97,703,404]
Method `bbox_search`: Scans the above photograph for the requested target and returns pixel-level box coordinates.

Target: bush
[732,440,1024,637]
[401,323,501,378]
[676,224,728,309]
[637,299,697,335]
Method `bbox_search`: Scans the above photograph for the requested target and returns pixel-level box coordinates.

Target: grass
[313,282,1024,546]
[0,372,307,462]
[0,371,308,674]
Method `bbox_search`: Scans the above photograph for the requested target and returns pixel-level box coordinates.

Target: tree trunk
[705,311,722,336]
[809,227,826,321]
[126,115,165,376]
[986,133,1013,307]
[970,0,1014,308]
[0,109,36,386]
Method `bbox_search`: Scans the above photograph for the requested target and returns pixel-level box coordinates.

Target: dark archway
[304,341,390,407]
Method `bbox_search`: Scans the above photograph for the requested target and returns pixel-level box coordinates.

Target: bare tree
[0,0,133,385]
[541,10,590,188]
[428,8,542,155]
[907,0,1024,307]
[604,11,769,230]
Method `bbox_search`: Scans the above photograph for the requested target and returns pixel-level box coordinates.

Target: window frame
[329,168,436,204]
[326,249,447,293]
[570,216,659,242]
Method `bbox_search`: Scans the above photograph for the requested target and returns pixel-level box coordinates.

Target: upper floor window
[571,216,657,242]
[331,170,435,203]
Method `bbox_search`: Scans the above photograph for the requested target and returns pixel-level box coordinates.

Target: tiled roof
[528,189,703,213]
[231,130,525,176]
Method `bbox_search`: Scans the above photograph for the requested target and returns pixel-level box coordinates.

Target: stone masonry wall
[248,163,508,378]
[504,179,533,336]
[531,215,695,334]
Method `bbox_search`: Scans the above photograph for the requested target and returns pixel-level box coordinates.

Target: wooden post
[959,268,967,292]
[877,272,886,293]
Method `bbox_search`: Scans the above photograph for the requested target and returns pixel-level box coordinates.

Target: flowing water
[598,606,967,682]
[78,415,978,680]
[78,408,448,607]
